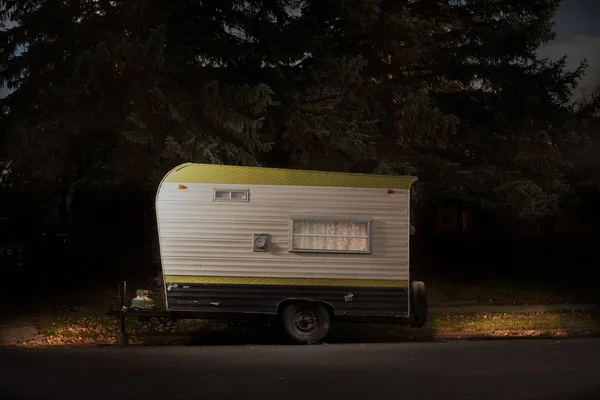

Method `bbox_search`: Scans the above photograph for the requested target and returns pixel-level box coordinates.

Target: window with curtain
[289,217,372,254]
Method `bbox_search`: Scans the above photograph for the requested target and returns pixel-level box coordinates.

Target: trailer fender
[276,298,335,318]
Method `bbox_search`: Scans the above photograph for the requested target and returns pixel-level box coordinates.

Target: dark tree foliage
[0,0,279,190]
[299,0,598,221]
[1,0,598,221]
[400,0,597,221]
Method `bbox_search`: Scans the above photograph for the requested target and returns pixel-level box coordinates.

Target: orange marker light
[178,184,188,190]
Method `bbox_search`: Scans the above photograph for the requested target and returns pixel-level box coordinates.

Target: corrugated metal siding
[156,183,410,281]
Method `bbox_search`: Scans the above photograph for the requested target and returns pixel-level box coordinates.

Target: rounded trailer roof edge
[159,163,418,190]
[156,163,193,199]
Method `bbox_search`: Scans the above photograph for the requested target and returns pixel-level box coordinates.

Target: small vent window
[213,188,249,202]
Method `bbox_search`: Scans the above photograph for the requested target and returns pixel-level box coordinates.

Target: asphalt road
[1,339,600,400]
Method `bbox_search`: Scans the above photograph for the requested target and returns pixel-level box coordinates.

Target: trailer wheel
[409,281,428,328]
[281,302,330,344]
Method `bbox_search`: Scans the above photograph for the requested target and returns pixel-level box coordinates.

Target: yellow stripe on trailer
[164,275,409,288]
[162,163,417,190]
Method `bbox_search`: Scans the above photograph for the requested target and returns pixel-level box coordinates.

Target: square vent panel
[252,233,269,252]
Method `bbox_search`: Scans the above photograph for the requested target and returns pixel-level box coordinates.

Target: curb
[431,329,600,341]
[133,329,600,346]
[429,303,599,314]
[3,329,600,348]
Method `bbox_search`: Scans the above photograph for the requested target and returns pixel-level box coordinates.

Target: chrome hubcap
[293,309,318,335]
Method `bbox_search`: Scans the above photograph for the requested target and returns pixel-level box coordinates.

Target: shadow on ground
[520,387,600,400]
[135,321,439,347]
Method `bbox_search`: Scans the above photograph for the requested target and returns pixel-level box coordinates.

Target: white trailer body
[155,163,427,341]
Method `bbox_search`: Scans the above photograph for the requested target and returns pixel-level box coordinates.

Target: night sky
[537,0,600,99]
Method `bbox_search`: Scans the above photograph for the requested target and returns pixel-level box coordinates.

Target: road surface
[1,339,600,399]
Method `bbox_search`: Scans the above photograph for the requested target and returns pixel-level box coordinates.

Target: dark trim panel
[166,283,409,321]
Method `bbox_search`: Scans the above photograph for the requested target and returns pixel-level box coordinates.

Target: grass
[32,316,225,346]
[341,310,600,335]
[428,310,600,332]
[326,310,600,343]
[2,278,597,347]
[11,309,597,347]
[427,281,597,307]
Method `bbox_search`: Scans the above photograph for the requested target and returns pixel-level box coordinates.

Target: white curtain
[292,220,369,252]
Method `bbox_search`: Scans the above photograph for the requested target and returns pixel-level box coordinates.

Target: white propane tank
[130,289,155,310]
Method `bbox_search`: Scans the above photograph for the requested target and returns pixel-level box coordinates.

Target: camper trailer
[153,163,427,343]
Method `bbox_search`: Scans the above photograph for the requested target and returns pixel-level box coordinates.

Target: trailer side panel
[155,165,413,319]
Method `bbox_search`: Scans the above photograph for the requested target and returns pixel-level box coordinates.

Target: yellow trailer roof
[162,163,417,189]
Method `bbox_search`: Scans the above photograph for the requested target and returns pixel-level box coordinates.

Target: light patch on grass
[332,310,600,340]
[428,310,600,332]
[21,316,224,346]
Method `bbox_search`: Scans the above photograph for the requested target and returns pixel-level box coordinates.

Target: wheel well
[277,298,335,319]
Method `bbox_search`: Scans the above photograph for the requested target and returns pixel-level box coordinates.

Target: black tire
[281,302,331,344]
[409,281,428,328]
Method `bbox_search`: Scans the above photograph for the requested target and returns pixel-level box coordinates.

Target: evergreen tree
[0,0,286,230]
[0,0,279,190]
[401,0,596,221]
[1,0,598,222]
[291,0,598,221]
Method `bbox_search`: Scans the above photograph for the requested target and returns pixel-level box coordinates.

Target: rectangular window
[213,188,249,202]
[289,216,372,254]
